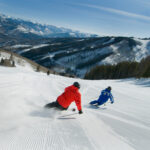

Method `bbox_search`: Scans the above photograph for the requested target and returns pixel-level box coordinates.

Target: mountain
[0,13,97,44]
[1,14,150,78]
[0,64,150,150]
[6,36,150,77]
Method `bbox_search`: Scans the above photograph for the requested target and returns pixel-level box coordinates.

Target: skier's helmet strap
[107,86,112,91]
[73,82,80,89]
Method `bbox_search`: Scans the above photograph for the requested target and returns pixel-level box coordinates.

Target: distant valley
[0,14,150,78]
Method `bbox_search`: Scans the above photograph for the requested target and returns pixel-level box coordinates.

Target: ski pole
[60,112,78,118]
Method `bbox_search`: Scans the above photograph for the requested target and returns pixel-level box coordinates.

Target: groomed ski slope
[0,66,150,150]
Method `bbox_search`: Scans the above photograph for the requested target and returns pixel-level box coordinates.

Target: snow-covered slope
[0,66,150,150]
[0,49,53,75]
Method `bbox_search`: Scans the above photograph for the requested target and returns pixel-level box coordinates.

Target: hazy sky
[0,0,150,37]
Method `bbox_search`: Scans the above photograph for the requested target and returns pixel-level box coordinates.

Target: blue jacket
[98,89,114,105]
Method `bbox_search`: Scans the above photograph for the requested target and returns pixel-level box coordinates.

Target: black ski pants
[44,101,68,110]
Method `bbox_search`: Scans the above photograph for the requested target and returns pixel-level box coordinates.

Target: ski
[59,112,78,118]
[89,103,100,108]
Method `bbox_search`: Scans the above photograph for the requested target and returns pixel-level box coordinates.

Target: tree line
[84,56,150,79]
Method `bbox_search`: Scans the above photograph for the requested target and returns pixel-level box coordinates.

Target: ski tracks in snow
[80,85,135,150]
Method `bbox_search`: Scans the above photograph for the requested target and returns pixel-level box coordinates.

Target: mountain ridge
[0,13,98,40]
[4,37,150,78]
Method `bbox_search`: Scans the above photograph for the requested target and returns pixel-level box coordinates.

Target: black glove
[111,101,114,104]
[79,110,83,114]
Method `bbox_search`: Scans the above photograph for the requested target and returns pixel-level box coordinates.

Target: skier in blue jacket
[90,86,114,106]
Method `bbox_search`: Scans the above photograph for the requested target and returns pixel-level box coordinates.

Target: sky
[0,0,150,38]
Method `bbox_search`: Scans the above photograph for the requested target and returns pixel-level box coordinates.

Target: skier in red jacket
[45,82,83,114]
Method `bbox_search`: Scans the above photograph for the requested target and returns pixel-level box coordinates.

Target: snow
[11,44,31,48]
[17,25,44,36]
[19,44,49,54]
[0,66,150,150]
[69,33,76,36]
[30,28,41,35]
[133,39,150,62]
[103,38,115,45]
[0,51,35,70]
[17,25,29,33]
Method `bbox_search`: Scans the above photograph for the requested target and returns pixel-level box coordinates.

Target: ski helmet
[73,82,80,89]
[107,86,112,91]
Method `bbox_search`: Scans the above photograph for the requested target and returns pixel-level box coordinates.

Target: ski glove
[111,101,114,104]
[79,110,83,114]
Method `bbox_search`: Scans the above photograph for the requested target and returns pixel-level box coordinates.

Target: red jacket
[57,85,82,111]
